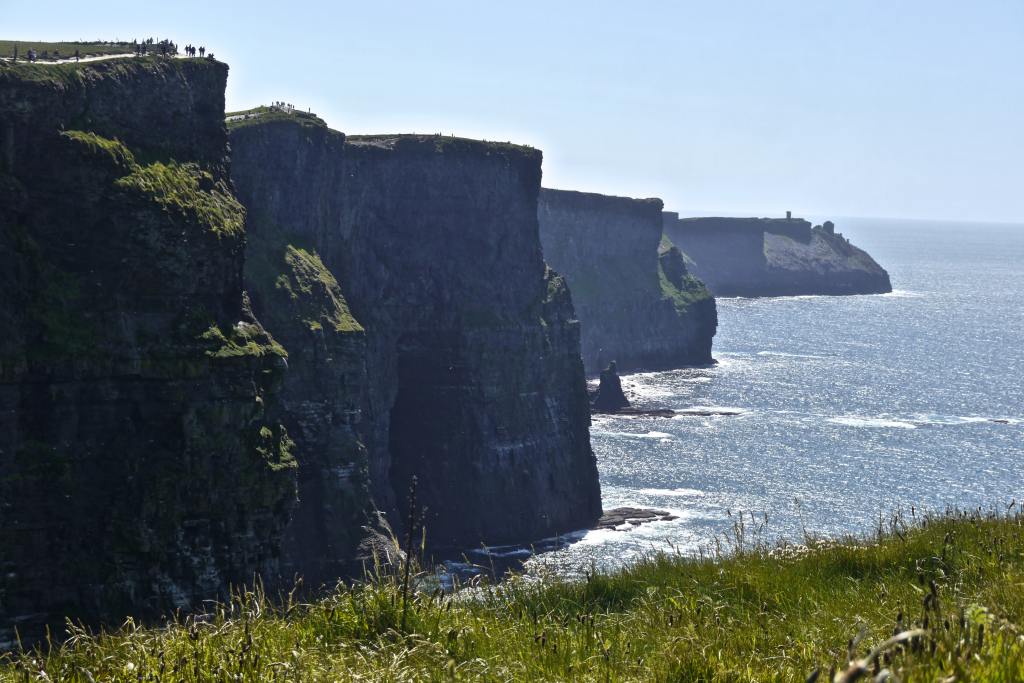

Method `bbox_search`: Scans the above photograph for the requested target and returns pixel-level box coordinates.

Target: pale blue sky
[5,0,1022,222]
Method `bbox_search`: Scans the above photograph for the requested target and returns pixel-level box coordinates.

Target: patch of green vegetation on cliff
[543,267,570,305]
[244,213,363,338]
[254,424,298,473]
[116,161,245,238]
[200,321,287,360]
[4,511,1024,680]
[659,264,711,314]
[658,234,712,314]
[60,130,137,169]
[278,246,363,333]
[57,131,242,239]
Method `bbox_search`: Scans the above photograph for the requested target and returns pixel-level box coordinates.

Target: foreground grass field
[2,509,1023,681]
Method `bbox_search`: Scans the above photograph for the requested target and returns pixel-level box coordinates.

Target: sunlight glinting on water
[520,219,1024,576]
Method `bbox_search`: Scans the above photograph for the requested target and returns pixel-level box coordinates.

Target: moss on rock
[116,161,245,238]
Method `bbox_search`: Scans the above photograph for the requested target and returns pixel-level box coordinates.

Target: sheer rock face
[229,123,601,553]
[0,58,297,641]
[662,214,892,297]
[244,223,369,585]
[538,189,717,374]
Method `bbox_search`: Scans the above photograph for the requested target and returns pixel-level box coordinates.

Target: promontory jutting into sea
[1,29,1021,679]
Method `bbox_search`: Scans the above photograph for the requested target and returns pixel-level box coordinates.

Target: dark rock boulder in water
[229,123,602,554]
[662,213,892,297]
[594,507,678,529]
[538,189,717,374]
[593,361,629,412]
[0,58,297,640]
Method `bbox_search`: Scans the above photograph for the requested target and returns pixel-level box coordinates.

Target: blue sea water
[521,218,1024,574]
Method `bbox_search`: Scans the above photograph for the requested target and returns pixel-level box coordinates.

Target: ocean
[500,218,1024,575]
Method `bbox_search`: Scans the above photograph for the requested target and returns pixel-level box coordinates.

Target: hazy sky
[5,1,1023,222]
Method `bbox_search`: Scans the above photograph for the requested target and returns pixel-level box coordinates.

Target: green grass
[115,160,246,238]
[659,266,712,313]
[659,234,712,313]
[60,130,137,169]
[199,321,287,360]
[0,40,134,61]
[346,133,539,157]
[226,106,327,131]
[3,510,1024,681]
[276,245,364,333]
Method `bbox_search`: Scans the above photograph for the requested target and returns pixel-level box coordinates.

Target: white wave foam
[637,487,706,497]
[675,405,746,416]
[756,351,831,360]
[916,414,1021,426]
[592,430,674,440]
[828,416,918,429]
[882,289,924,299]
[621,380,675,400]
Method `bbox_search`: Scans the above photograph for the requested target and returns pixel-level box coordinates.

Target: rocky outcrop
[230,122,602,552]
[0,58,297,640]
[662,214,892,297]
[592,362,629,413]
[538,189,717,374]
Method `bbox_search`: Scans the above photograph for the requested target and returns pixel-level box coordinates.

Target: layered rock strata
[229,122,602,552]
[538,189,717,374]
[0,58,297,640]
[662,214,892,297]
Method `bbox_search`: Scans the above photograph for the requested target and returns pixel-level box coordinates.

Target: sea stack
[662,213,892,297]
[538,189,717,374]
[592,361,629,412]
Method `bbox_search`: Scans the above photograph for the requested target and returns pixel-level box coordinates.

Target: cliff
[0,58,297,640]
[662,214,892,297]
[229,122,602,552]
[538,189,716,374]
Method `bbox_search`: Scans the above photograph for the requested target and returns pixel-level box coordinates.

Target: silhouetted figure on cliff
[199,46,205,57]
[593,361,629,413]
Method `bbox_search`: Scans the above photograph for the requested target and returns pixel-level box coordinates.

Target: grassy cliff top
[542,186,664,211]
[1,510,1022,680]
[0,54,222,86]
[0,40,134,60]
[226,112,538,159]
[346,133,540,159]
[677,215,813,227]
[226,106,327,131]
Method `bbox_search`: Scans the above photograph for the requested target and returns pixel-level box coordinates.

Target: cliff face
[244,220,369,583]
[538,189,716,374]
[662,214,892,297]
[0,59,297,639]
[230,122,601,552]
